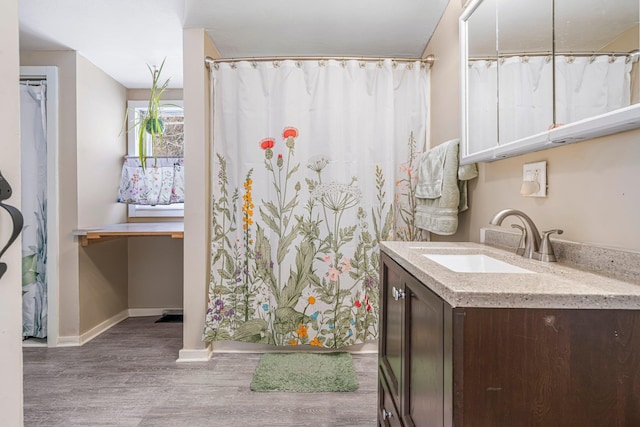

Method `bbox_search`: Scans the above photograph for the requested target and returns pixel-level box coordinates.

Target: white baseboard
[79,309,129,345]
[56,336,81,347]
[176,347,212,362]
[128,308,183,317]
[46,308,184,347]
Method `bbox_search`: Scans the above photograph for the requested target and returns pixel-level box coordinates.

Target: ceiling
[18,0,449,89]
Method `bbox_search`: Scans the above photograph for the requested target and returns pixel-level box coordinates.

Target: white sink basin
[422,254,534,274]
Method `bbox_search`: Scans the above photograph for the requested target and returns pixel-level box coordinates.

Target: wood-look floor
[23,317,378,426]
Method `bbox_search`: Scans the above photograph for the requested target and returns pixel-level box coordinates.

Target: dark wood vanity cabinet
[378,252,640,427]
[379,252,448,427]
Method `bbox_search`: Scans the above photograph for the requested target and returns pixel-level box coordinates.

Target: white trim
[55,336,81,347]
[79,309,129,345]
[20,66,60,349]
[176,347,212,362]
[128,308,182,317]
[128,203,184,218]
[55,310,129,347]
[49,308,184,347]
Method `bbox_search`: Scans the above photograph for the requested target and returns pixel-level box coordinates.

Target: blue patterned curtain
[20,83,48,338]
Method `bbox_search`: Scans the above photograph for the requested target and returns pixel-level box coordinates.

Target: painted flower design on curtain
[204,127,392,348]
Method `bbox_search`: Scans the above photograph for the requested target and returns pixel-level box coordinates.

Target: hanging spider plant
[122,58,180,170]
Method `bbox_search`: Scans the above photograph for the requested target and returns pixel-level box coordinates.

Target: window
[126,100,184,218]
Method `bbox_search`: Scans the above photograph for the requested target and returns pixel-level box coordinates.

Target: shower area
[201,57,431,349]
[20,66,58,346]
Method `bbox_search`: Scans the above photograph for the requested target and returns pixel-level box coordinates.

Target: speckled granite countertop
[381,241,640,310]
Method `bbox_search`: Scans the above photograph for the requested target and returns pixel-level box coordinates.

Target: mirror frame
[459,0,640,165]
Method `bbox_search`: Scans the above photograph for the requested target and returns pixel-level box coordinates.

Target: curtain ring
[213,63,219,70]
[359,61,366,68]
[522,55,529,63]
[273,61,280,68]
[251,61,258,69]
[230,63,237,69]
[376,60,383,68]
[391,60,398,69]
[407,63,414,70]
[566,56,575,64]
[609,55,616,64]
[318,60,326,67]
[295,60,302,68]
[340,60,346,68]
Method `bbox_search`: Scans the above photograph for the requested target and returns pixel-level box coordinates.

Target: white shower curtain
[20,83,48,339]
[204,59,429,348]
[498,56,554,143]
[469,54,632,146]
[555,55,632,125]
[468,60,498,153]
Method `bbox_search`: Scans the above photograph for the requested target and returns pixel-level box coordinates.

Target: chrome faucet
[489,209,563,262]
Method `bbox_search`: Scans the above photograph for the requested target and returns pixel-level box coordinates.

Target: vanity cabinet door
[403,273,445,427]
[380,254,404,401]
[379,369,403,427]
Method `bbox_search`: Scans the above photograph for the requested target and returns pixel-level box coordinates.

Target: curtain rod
[20,77,47,84]
[205,54,435,68]
[469,50,640,61]
[124,155,183,160]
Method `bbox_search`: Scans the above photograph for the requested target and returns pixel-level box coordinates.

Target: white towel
[414,139,477,235]
[415,140,456,199]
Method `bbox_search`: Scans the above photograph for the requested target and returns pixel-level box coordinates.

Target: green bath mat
[250,352,359,392]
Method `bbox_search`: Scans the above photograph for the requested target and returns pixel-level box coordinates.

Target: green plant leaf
[262,201,280,220]
[233,319,268,342]
[22,254,37,287]
[286,163,300,180]
[274,307,307,335]
[279,241,314,307]
[259,207,280,234]
[276,223,300,265]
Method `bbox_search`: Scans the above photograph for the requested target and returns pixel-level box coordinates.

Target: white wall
[0,0,24,424]
[76,54,127,227]
[76,55,129,335]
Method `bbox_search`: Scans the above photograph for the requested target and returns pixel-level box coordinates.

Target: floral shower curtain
[203,59,429,348]
[20,82,48,338]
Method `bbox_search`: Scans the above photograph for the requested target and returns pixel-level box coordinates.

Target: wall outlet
[521,161,547,197]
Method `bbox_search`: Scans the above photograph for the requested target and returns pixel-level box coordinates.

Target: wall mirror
[460,0,640,164]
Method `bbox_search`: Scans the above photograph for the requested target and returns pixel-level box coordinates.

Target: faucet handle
[510,224,526,256]
[537,229,564,262]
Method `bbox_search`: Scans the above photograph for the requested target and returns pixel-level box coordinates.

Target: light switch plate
[522,161,547,197]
